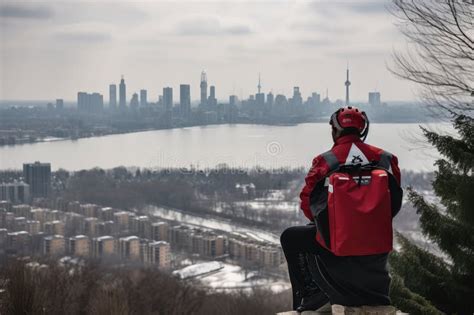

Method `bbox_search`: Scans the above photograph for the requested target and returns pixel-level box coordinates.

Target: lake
[0,123,451,172]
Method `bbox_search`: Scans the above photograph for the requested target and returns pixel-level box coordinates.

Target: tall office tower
[256,93,265,108]
[91,93,104,111]
[292,87,303,106]
[275,94,288,107]
[140,89,147,107]
[179,84,191,118]
[229,95,238,106]
[109,84,117,108]
[208,85,217,107]
[77,92,89,111]
[345,67,351,105]
[23,162,51,198]
[55,99,64,110]
[78,92,103,111]
[130,93,139,109]
[200,71,208,107]
[266,92,274,108]
[312,92,321,105]
[209,85,215,99]
[256,93,265,107]
[368,92,381,106]
[163,87,173,112]
[119,75,127,109]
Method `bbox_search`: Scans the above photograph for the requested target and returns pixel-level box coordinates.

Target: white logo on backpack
[344,143,370,166]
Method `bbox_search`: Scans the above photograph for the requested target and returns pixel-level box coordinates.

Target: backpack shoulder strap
[321,150,340,173]
[378,150,393,173]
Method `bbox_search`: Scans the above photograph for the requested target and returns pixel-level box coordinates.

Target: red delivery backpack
[310,151,402,256]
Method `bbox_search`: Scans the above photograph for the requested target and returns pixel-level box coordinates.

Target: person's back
[280,106,403,313]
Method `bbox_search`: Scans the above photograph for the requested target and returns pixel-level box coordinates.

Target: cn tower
[345,66,351,106]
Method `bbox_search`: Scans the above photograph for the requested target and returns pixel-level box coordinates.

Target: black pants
[280,225,391,309]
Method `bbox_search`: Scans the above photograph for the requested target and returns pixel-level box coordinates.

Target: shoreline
[0,119,435,149]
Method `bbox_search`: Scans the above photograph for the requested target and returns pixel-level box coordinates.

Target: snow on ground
[147,205,280,244]
[234,200,299,213]
[173,261,224,279]
[194,262,290,293]
[255,190,286,201]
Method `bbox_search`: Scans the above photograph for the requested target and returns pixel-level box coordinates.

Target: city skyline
[0,0,416,102]
[78,68,381,109]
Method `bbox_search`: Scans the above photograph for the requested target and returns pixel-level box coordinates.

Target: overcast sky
[0,0,417,102]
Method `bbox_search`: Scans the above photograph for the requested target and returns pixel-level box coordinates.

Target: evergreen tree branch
[408,189,474,274]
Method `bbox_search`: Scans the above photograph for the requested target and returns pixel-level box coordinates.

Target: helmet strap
[330,110,343,131]
[360,112,369,142]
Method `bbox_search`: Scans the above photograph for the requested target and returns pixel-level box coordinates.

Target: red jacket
[300,134,401,221]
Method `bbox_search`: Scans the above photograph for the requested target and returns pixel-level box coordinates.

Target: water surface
[0,123,450,172]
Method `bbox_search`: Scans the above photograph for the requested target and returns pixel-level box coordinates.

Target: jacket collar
[334,134,361,146]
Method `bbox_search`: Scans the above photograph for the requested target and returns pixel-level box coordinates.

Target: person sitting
[280,106,403,313]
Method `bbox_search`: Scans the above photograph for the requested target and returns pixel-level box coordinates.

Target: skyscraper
[368,92,381,106]
[109,84,117,108]
[23,162,51,198]
[55,99,64,110]
[256,74,265,108]
[180,84,191,118]
[130,93,139,108]
[91,93,103,111]
[200,71,208,107]
[266,92,274,108]
[77,92,89,111]
[345,67,351,105]
[292,87,302,106]
[229,95,238,107]
[77,92,103,112]
[119,76,126,109]
[140,89,147,107]
[210,86,215,99]
[208,85,217,107]
[312,92,321,105]
[163,87,173,112]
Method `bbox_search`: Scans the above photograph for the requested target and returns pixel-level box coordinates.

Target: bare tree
[389,0,473,115]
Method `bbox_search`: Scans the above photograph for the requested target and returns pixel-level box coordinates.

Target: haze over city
[1,0,416,102]
[1,0,471,314]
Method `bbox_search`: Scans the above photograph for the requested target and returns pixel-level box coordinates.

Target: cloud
[308,1,388,17]
[52,23,113,43]
[290,21,358,35]
[226,25,252,35]
[176,17,252,36]
[54,31,112,43]
[346,1,389,14]
[328,47,389,59]
[0,3,53,19]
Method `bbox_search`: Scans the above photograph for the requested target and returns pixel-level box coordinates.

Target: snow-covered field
[178,261,290,293]
[146,205,280,244]
[173,261,224,279]
[233,200,299,213]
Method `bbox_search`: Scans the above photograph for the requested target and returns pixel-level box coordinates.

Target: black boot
[296,290,330,313]
[295,253,329,313]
